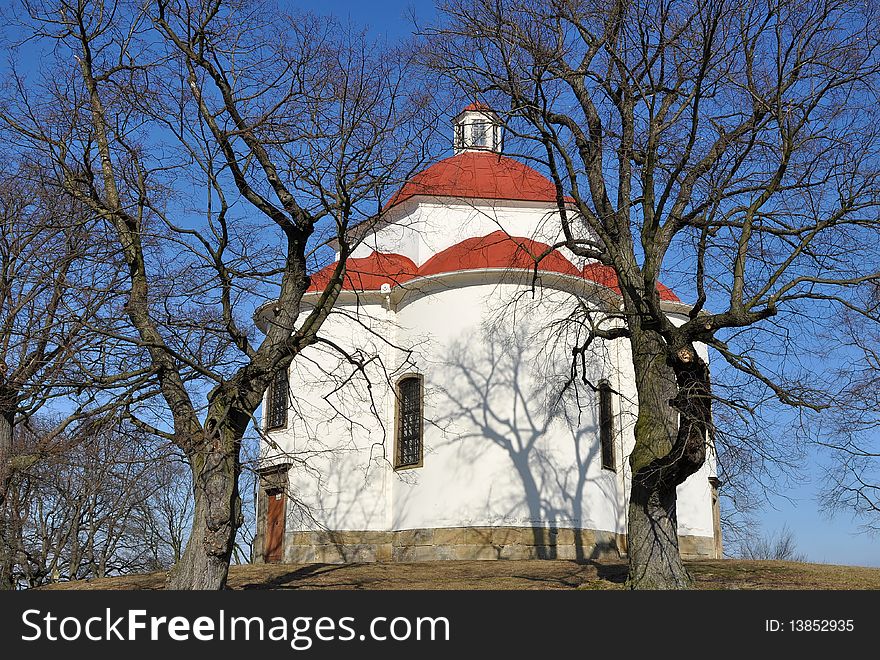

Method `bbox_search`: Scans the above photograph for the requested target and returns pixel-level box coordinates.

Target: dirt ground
[37,558,880,590]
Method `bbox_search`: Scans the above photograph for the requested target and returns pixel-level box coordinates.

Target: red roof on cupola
[385,152,569,209]
[419,231,580,278]
[309,104,680,302]
[460,101,493,113]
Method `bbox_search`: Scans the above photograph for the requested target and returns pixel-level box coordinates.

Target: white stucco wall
[390,282,624,534]
[264,303,397,532]
[261,277,716,541]
[346,199,593,269]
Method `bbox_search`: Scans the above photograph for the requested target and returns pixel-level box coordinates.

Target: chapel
[254,104,722,564]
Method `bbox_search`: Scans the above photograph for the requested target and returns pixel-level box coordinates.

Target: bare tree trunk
[0,509,15,591]
[0,406,13,511]
[166,423,242,590]
[625,324,709,589]
[628,482,691,589]
[0,407,17,590]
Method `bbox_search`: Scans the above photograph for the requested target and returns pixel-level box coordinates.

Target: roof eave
[252,268,688,334]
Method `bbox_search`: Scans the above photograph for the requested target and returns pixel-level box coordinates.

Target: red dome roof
[385,152,567,209]
[419,231,580,278]
[308,232,680,302]
[459,101,493,113]
[656,282,678,302]
[307,252,417,292]
[577,263,679,301]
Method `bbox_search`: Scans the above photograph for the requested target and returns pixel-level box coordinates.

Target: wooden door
[265,489,285,563]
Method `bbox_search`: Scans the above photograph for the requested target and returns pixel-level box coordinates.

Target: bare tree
[0,170,105,500]
[4,418,192,588]
[1,0,433,588]
[0,163,117,589]
[734,524,807,562]
[133,451,195,570]
[428,0,880,587]
[821,282,880,534]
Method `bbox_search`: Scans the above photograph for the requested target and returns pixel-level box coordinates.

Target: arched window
[266,367,288,431]
[395,375,423,469]
[598,380,615,471]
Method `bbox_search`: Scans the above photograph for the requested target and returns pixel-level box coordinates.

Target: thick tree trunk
[166,437,241,590]
[627,481,692,589]
[625,323,710,589]
[1,400,25,590]
[0,405,13,511]
[0,513,15,591]
[0,406,16,590]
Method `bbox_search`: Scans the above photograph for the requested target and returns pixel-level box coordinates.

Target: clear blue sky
[766,472,876,566]
[293,0,878,567]
[292,0,437,38]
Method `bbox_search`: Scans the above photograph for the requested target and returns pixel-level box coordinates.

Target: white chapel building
[254,104,722,564]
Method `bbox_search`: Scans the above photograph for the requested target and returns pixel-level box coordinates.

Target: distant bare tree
[429,0,880,587]
[735,525,808,562]
[821,282,880,534]
[135,453,195,570]
[3,419,194,588]
[2,0,434,589]
[0,166,117,589]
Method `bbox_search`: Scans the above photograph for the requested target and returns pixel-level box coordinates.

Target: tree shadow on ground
[237,563,351,589]
[510,559,628,587]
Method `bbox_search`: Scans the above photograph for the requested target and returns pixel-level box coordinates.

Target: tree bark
[625,322,710,589]
[627,481,691,589]
[0,553,13,590]
[166,421,242,590]
[0,404,13,511]
[0,509,14,591]
[0,405,15,590]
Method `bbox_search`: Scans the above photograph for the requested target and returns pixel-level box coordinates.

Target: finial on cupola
[452,101,501,154]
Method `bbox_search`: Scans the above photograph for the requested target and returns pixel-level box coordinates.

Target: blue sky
[292,0,878,567]
[768,477,875,566]
[292,0,437,37]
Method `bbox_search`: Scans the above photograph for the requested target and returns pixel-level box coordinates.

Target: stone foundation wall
[678,533,718,559]
[280,527,624,563]
[276,527,718,563]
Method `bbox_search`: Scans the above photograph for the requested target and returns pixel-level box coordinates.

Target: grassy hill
[37,558,880,590]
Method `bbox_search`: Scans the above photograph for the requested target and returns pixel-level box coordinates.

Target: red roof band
[307,252,418,293]
[418,232,580,278]
[385,152,572,210]
[307,231,680,302]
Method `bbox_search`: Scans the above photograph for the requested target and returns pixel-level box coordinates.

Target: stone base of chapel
[259,526,718,564]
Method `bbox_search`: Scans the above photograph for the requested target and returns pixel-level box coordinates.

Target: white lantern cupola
[453,102,501,154]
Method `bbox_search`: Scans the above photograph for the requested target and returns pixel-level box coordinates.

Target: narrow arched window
[395,375,423,468]
[598,380,615,471]
[266,367,288,431]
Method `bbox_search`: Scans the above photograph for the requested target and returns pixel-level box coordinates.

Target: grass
[37,558,880,590]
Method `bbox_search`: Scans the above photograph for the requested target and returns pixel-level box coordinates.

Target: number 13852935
[765,619,854,632]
